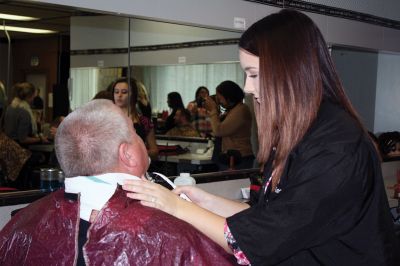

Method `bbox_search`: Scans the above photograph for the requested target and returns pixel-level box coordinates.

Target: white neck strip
[64,173,140,222]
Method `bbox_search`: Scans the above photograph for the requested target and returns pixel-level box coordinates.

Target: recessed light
[1,25,57,34]
[0,13,39,21]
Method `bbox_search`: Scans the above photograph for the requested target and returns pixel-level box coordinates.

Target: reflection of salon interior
[1,1,400,214]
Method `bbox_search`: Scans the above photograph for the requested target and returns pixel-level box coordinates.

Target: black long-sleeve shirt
[227,100,399,265]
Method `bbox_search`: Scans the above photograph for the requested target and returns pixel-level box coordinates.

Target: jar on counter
[174,173,196,186]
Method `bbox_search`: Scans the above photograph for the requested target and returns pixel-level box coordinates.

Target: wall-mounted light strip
[0,25,57,34]
[71,38,239,55]
[244,0,400,30]
[0,13,39,21]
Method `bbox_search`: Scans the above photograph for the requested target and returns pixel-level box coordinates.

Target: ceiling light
[0,13,39,21]
[1,25,57,34]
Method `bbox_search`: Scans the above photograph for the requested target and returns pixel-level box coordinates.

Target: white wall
[374,52,400,133]
[381,160,400,208]
[331,48,378,131]
[31,0,400,53]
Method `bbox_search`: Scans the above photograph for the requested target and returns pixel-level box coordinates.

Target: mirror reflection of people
[123,9,399,265]
[3,82,48,145]
[164,92,184,132]
[0,99,231,265]
[166,108,200,137]
[205,80,254,170]
[112,77,158,160]
[31,88,44,110]
[187,86,212,137]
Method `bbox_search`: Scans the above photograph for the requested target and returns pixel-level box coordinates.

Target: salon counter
[157,152,213,165]
[2,160,398,230]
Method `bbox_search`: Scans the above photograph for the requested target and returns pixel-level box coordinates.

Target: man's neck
[65,173,140,222]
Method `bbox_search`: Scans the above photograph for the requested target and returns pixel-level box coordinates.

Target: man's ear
[119,143,138,168]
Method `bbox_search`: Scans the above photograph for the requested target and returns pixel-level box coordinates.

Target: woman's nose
[244,80,254,94]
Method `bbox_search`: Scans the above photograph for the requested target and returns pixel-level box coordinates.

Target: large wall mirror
[69,15,243,113]
[0,1,251,191]
[2,1,400,192]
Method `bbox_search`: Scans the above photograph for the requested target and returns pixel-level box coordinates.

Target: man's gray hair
[55,99,132,177]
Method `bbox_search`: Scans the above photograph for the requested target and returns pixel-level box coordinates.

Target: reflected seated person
[165,108,201,138]
[0,100,232,265]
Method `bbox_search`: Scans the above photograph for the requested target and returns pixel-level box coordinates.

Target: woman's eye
[248,74,258,78]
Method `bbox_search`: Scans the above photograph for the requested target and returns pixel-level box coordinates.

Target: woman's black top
[227,101,399,265]
[164,111,176,132]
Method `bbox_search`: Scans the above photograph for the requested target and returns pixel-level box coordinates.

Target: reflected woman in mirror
[112,77,158,160]
[205,80,254,170]
[123,9,399,265]
[164,92,184,132]
[187,86,212,137]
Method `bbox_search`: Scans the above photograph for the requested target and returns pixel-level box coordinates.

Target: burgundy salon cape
[0,189,233,265]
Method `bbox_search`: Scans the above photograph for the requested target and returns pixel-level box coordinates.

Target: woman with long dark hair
[164,91,184,132]
[123,10,398,265]
[112,77,158,160]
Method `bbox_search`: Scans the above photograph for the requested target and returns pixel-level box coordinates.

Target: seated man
[166,108,200,137]
[0,100,232,265]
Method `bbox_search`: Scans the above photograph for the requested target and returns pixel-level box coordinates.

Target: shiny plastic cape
[0,189,234,265]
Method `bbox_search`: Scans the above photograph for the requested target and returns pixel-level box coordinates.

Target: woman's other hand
[204,96,218,113]
[187,102,197,115]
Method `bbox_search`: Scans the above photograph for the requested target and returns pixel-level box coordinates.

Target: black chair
[218,149,242,169]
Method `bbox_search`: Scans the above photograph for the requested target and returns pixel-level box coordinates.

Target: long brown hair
[111,77,139,118]
[239,9,363,189]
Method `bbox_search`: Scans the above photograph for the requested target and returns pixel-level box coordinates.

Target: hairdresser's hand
[173,186,212,209]
[123,179,183,217]
[204,96,218,113]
